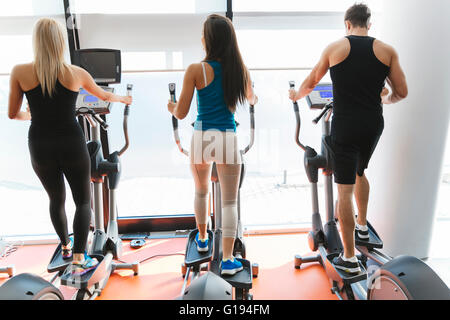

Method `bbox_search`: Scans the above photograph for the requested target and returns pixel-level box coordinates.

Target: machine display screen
[74,49,121,84]
[84,95,98,103]
[320,91,333,98]
[313,85,333,92]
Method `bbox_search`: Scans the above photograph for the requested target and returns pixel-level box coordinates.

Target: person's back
[330,35,390,117]
[195,60,236,132]
[25,76,79,137]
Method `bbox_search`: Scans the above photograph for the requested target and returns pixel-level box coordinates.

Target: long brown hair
[203,14,248,113]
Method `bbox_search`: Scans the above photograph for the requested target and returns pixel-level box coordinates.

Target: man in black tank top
[289,4,408,274]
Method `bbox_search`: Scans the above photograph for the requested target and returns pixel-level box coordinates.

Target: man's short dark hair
[344,3,371,28]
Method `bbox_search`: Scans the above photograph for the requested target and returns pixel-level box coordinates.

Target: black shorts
[330,114,384,185]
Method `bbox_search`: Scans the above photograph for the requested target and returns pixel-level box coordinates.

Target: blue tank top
[194,60,236,132]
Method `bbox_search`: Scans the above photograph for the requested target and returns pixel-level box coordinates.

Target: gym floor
[0,233,338,300]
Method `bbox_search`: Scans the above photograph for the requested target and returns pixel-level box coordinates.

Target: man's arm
[291,44,332,101]
[383,47,408,104]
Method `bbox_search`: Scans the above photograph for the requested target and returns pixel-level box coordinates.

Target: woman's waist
[29,120,83,137]
[194,118,236,132]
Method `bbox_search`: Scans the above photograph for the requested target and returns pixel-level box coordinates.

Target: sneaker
[355,224,370,241]
[221,258,244,276]
[332,253,361,275]
[195,232,209,253]
[61,237,74,260]
[71,253,99,276]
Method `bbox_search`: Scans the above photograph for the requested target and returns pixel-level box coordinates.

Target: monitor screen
[74,49,121,85]
[83,95,99,103]
[313,85,333,92]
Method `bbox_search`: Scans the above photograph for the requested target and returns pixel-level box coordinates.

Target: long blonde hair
[32,18,70,97]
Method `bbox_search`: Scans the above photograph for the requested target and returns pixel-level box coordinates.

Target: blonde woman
[8,18,132,275]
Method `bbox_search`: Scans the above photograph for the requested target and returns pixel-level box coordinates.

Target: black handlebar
[290,81,306,151]
[312,103,333,125]
[119,84,133,156]
[169,83,189,156]
[77,107,109,130]
[290,81,334,151]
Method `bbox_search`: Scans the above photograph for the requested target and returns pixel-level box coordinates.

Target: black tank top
[25,80,80,138]
[330,36,390,117]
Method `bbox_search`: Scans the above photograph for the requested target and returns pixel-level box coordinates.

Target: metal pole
[63,0,80,63]
[226,0,233,21]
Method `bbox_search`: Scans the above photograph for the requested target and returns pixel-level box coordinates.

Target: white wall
[76,14,212,69]
[369,0,450,258]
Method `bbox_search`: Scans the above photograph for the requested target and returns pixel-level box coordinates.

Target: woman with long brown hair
[8,18,132,275]
[167,14,257,275]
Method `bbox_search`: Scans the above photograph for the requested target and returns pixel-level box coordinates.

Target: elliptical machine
[290,81,450,300]
[0,84,139,300]
[169,83,258,300]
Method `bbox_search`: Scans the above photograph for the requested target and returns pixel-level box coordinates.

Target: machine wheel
[0,273,64,300]
[308,231,319,252]
[367,255,450,300]
[368,274,409,300]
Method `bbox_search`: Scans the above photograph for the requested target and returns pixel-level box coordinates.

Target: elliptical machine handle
[77,107,109,130]
[290,81,306,151]
[312,102,333,125]
[93,114,109,130]
[169,83,189,156]
[118,84,133,156]
[124,83,133,116]
[242,82,256,155]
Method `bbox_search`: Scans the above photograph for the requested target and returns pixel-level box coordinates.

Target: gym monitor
[73,48,121,85]
[306,83,333,109]
[76,87,115,115]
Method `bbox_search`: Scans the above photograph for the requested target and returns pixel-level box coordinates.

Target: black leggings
[28,126,91,254]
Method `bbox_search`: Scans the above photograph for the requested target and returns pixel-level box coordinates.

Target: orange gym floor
[0,233,338,300]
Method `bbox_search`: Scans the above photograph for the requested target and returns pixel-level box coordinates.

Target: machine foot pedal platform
[47,243,72,273]
[327,253,367,285]
[221,258,253,290]
[60,254,105,289]
[184,229,214,268]
[355,221,383,250]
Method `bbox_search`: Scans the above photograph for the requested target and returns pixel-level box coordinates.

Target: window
[70,0,225,14]
[234,0,383,13]
[0,0,63,17]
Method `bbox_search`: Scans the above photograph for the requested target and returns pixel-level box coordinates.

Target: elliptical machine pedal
[355,221,383,249]
[184,229,214,267]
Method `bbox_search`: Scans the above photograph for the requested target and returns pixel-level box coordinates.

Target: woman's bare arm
[75,66,132,105]
[168,64,196,120]
[8,65,31,120]
[246,68,258,106]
